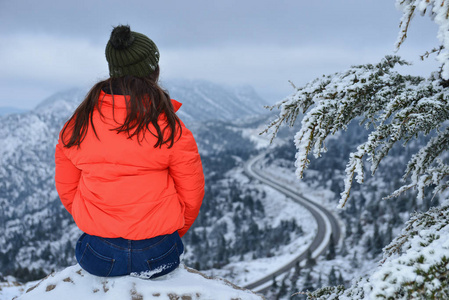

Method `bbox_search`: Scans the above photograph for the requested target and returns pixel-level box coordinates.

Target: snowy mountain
[163,79,269,124]
[29,80,268,126]
[0,107,28,116]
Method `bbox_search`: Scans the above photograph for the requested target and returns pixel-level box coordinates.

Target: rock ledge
[15,264,264,300]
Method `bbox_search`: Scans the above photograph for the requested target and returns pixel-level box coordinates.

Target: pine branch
[262,55,449,206]
[420,45,445,60]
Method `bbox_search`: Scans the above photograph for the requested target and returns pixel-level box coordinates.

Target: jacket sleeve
[169,128,205,237]
[55,142,81,214]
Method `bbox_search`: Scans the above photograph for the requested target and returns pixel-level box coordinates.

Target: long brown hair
[61,66,182,148]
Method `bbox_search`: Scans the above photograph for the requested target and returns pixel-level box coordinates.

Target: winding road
[242,153,341,293]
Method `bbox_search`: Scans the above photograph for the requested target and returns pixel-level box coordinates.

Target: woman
[54,25,205,279]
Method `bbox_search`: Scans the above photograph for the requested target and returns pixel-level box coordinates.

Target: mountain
[0,107,28,116]
[163,79,269,123]
[27,80,268,126]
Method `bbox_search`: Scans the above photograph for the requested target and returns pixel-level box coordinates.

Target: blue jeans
[75,231,184,278]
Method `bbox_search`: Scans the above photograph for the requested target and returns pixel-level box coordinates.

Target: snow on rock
[16,264,264,300]
[0,276,35,300]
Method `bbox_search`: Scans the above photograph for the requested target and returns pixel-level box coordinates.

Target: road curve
[242,153,341,293]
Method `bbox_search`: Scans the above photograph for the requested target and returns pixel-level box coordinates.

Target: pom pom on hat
[105,25,160,78]
[109,25,135,50]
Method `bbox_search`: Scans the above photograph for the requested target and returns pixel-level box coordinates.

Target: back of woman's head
[61,25,181,149]
[105,25,159,78]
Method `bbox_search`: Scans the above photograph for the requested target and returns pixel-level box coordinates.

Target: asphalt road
[242,153,341,293]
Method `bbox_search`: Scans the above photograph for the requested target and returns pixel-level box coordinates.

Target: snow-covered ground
[9,264,263,300]
[0,277,39,300]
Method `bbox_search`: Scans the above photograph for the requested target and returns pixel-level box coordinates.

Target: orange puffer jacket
[55,91,204,240]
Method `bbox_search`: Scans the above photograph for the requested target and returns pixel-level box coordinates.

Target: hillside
[163,79,268,124]
[0,82,311,300]
[0,81,441,299]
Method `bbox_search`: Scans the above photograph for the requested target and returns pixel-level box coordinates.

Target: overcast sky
[0,0,441,109]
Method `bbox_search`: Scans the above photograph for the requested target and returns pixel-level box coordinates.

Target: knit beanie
[105,25,159,78]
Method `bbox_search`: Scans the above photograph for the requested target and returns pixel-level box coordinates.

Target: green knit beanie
[105,25,160,78]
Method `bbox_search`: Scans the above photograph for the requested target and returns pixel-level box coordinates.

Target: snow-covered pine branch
[395,0,449,78]
[263,2,449,299]
[263,55,449,207]
[305,205,449,299]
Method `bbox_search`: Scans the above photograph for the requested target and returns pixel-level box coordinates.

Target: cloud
[162,42,439,102]
[0,29,441,109]
[0,34,109,108]
[0,0,442,108]
[0,34,108,85]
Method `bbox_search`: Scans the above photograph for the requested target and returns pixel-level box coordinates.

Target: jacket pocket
[79,243,115,277]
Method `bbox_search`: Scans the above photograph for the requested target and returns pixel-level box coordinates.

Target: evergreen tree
[339,240,348,257]
[263,0,449,297]
[344,219,352,238]
[384,222,394,246]
[372,222,383,257]
[302,271,315,293]
[328,267,337,286]
[364,236,372,257]
[64,240,72,259]
[337,272,345,286]
[350,251,359,269]
[325,233,336,260]
[264,54,449,208]
[317,272,322,288]
[290,260,302,285]
[347,197,357,215]
[215,233,228,267]
[271,275,278,289]
[277,274,289,300]
[305,249,316,268]
[354,220,364,242]
[190,229,201,244]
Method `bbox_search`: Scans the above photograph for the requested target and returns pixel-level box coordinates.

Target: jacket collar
[99,90,182,112]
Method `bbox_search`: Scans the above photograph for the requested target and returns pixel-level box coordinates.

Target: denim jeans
[75,231,184,278]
